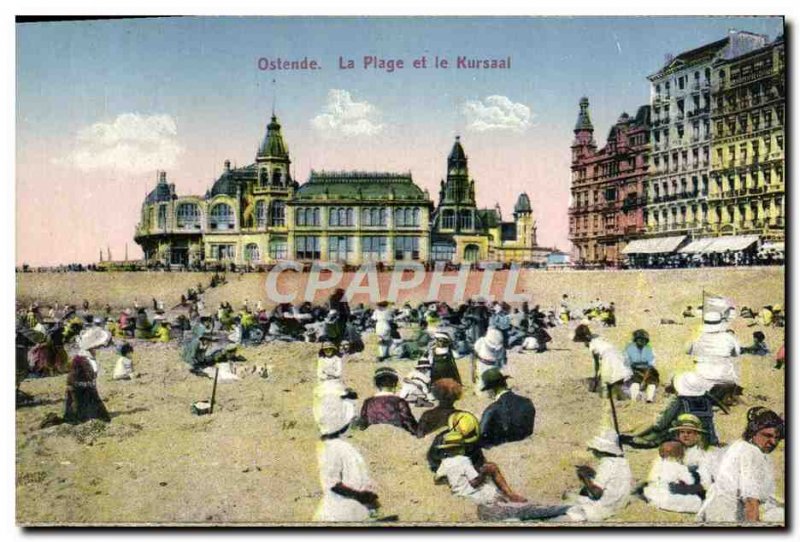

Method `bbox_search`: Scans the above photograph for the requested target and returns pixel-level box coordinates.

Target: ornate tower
[571,97,596,163]
[255,114,292,187]
[513,192,537,247]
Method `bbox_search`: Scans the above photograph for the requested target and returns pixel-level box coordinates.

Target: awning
[677,235,760,254]
[705,235,760,253]
[678,238,717,254]
[622,236,687,255]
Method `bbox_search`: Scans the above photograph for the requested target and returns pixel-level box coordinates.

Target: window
[269,239,288,260]
[432,242,455,262]
[176,203,200,229]
[209,203,234,230]
[464,244,480,263]
[362,236,387,262]
[395,207,420,227]
[255,200,267,228]
[272,170,282,186]
[328,236,353,262]
[329,207,354,227]
[295,207,320,227]
[459,210,473,230]
[604,188,617,202]
[362,207,387,227]
[394,237,420,260]
[442,209,455,229]
[295,236,321,259]
[210,244,235,260]
[157,205,168,229]
[244,243,260,262]
[270,200,286,227]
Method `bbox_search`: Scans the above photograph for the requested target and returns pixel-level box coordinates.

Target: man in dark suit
[479,368,535,448]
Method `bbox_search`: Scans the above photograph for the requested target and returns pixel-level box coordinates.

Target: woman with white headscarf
[473,327,506,393]
[313,384,380,522]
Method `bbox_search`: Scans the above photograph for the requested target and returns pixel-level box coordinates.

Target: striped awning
[679,235,760,254]
[622,236,687,255]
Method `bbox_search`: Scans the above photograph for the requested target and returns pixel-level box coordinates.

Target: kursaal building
[134,115,550,267]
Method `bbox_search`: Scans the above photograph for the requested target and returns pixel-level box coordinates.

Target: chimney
[159,171,167,184]
[224,160,231,172]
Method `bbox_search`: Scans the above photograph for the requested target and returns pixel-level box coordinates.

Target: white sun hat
[587,429,624,456]
[77,327,112,351]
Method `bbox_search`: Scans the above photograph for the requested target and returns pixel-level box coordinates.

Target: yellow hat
[437,430,466,449]
[773,304,782,312]
[448,411,480,444]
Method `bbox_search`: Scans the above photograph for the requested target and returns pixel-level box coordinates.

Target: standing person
[64,328,112,424]
[313,387,380,522]
[428,331,461,385]
[558,430,633,522]
[372,301,393,362]
[624,329,659,403]
[489,303,512,347]
[699,407,785,524]
[573,324,632,399]
[478,369,535,449]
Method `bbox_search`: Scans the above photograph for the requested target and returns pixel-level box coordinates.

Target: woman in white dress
[313,385,379,522]
[698,407,784,524]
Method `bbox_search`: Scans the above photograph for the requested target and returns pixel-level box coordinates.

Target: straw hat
[77,328,112,351]
[587,429,624,456]
[447,411,480,444]
[474,329,505,361]
[314,393,356,436]
[669,413,707,434]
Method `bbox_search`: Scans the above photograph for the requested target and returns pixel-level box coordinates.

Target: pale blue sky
[16,16,784,265]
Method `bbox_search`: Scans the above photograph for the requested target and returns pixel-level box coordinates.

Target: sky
[15,16,784,266]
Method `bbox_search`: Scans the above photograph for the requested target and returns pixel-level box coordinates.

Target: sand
[15,267,785,525]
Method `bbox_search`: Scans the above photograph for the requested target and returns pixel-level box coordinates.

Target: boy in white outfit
[644,441,703,513]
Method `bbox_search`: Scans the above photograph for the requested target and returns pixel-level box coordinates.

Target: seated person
[624,329,659,403]
[741,331,769,356]
[643,440,704,513]
[397,357,435,408]
[417,378,464,437]
[112,342,136,380]
[479,369,535,449]
[682,306,696,318]
[556,430,633,522]
[358,367,418,435]
[427,411,485,473]
[317,340,343,382]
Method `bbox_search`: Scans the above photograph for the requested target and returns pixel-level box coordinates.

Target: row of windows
[295,236,422,261]
[295,207,423,228]
[151,201,287,230]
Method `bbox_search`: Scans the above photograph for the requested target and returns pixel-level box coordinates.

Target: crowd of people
[14,278,785,525]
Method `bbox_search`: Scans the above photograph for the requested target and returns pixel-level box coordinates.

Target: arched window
[272,170,282,186]
[296,208,306,226]
[157,205,167,230]
[209,203,234,230]
[255,200,267,228]
[270,200,285,227]
[244,243,260,262]
[176,203,200,229]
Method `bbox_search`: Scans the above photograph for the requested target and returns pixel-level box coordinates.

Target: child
[317,340,343,382]
[112,342,135,380]
[397,358,435,407]
[643,440,704,513]
[741,331,769,356]
[435,431,569,521]
[558,430,633,522]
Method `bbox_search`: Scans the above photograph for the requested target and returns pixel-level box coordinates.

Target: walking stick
[607,383,622,451]
[209,366,220,414]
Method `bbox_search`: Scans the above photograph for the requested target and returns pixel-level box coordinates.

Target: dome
[514,193,532,214]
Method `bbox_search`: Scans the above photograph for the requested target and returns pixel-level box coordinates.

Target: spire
[574,97,594,132]
[257,114,289,158]
[447,135,468,176]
